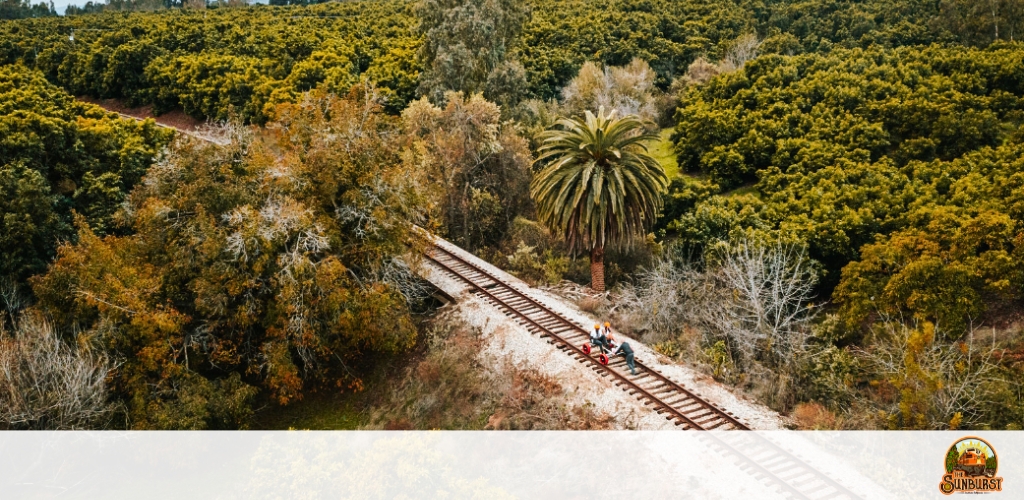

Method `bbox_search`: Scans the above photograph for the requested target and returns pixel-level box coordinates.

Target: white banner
[1,431,1019,499]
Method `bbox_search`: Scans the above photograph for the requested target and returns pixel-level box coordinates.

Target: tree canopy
[532,108,666,291]
[0,64,171,296]
[3,0,1024,431]
[668,44,1024,336]
[3,0,1014,123]
[0,0,54,19]
[31,89,426,428]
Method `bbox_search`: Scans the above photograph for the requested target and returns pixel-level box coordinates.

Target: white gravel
[412,235,787,430]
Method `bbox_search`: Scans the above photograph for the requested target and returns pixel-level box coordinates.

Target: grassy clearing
[723,184,760,199]
[251,360,408,429]
[645,128,679,179]
[252,392,370,430]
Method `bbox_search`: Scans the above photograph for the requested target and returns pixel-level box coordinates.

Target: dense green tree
[668,44,1024,335]
[946,446,960,473]
[32,89,425,428]
[0,163,61,285]
[3,2,422,122]
[531,108,666,291]
[0,0,53,19]
[935,0,1024,46]
[833,145,1024,334]
[402,92,534,250]
[147,53,268,121]
[414,0,529,106]
[4,0,1016,123]
[2,0,1024,431]
[674,45,1024,190]
[516,0,755,99]
[0,65,171,299]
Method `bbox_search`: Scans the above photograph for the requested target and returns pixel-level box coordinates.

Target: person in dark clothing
[607,333,636,375]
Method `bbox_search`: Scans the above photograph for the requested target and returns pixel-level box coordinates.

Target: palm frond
[530,107,668,254]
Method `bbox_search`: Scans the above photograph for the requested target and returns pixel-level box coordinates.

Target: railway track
[420,235,862,499]
[425,240,747,430]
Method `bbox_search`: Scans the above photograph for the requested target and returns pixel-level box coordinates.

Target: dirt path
[77,97,203,131]
[414,239,789,430]
[78,96,232,145]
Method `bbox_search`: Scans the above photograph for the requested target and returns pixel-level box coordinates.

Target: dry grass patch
[363,312,618,430]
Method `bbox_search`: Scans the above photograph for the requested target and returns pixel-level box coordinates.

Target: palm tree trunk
[590,246,605,292]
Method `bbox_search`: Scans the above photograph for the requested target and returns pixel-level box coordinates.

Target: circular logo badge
[940,436,1003,495]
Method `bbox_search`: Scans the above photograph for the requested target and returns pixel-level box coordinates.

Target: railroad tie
[419,239,862,500]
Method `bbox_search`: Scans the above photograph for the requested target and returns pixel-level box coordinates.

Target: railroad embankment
[414,236,788,431]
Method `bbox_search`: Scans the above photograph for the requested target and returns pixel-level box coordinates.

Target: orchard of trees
[2,0,1024,430]
[669,44,1024,335]
[2,0,1017,124]
[0,64,171,293]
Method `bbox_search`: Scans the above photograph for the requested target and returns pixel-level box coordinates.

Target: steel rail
[423,245,709,430]
[426,238,748,427]
[422,239,746,429]
[108,108,860,498]
[419,234,862,499]
[78,105,831,496]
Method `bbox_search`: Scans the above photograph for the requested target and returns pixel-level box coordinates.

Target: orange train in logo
[939,436,1004,495]
[957,447,987,476]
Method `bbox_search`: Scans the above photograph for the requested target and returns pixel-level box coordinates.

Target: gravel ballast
[413,236,787,430]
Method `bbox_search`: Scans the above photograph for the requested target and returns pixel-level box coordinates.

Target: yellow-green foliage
[834,175,1024,335]
[675,45,1024,190]
[2,1,421,121]
[0,64,171,287]
[30,90,422,428]
[645,128,679,179]
[669,45,1024,334]
[401,92,534,251]
[3,0,1006,123]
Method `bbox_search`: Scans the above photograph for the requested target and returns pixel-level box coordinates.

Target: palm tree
[530,107,667,292]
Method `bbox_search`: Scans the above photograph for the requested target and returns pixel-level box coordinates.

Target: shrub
[30,90,421,428]
[364,313,616,430]
[0,313,114,430]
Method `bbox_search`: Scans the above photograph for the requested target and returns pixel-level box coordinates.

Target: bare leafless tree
[722,33,762,71]
[680,57,723,86]
[617,239,817,369]
[376,258,436,307]
[0,277,23,324]
[857,319,1000,429]
[677,33,761,88]
[560,58,662,126]
[710,241,818,365]
[0,313,115,429]
[616,258,709,342]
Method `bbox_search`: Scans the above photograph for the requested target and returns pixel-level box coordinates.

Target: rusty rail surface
[421,237,861,499]
[426,243,745,430]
